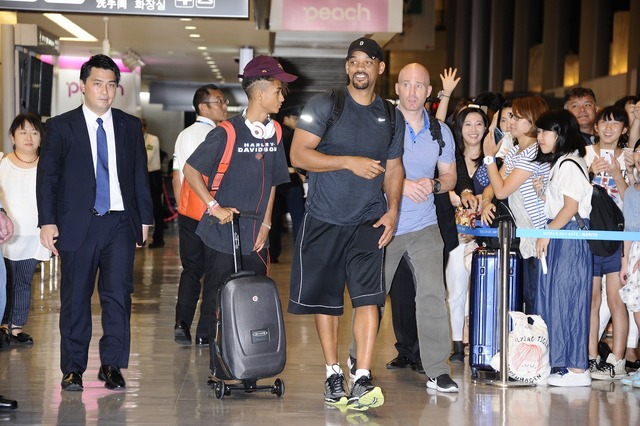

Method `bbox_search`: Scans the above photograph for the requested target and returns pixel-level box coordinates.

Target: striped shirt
[503,144,550,229]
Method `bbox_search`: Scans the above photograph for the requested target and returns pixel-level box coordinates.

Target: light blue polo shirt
[396,109,455,236]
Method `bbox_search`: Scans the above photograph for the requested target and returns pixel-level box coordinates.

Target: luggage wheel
[271,378,285,397]
[213,380,230,399]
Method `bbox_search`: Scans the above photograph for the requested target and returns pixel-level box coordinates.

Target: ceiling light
[197,46,207,51]
[189,34,201,38]
[180,18,192,21]
[185,26,197,30]
[122,48,145,70]
[43,13,97,42]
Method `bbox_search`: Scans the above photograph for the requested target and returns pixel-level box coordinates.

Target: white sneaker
[346,355,357,381]
[591,353,627,380]
[548,369,592,387]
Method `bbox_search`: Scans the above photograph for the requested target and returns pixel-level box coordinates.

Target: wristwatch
[483,156,495,165]
[433,179,441,194]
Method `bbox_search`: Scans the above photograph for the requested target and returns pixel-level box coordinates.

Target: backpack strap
[210,120,237,192]
[382,99,396,139]
[428,115,445,157]
[327,88,345,131]
[559,157,589,229]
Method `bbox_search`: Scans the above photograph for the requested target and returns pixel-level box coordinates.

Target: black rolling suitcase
[468,247,523,380]
[209,214,286,399]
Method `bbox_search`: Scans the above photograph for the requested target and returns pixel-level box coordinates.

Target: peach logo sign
[281,0,389,32]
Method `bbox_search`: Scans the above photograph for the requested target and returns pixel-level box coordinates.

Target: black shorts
[288,214,386,315]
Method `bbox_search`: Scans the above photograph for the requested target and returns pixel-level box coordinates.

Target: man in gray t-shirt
[288,38,404,411]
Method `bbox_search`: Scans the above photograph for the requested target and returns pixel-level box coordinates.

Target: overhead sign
[269,0,402,33]
[0,0,249,19]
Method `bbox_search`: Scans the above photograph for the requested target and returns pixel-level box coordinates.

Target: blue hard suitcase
[208,214,286,399]
[468,248,523,379]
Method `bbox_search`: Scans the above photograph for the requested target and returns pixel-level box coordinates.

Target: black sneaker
[426,374,459,393]
[347,375,384,410]
[324,373,348,405]
[626,359,640,371]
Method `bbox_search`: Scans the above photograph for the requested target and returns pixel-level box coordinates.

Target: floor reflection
[0,222,639,425]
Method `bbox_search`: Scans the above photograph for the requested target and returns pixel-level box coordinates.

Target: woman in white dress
[0,113,50,345]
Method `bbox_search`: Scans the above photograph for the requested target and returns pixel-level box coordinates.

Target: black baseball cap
[346,37,383,61]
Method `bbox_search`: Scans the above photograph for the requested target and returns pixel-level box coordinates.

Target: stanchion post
[487,219,534,388]
[498,220,511,384]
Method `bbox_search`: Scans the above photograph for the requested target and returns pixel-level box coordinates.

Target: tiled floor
[1,222,640,425]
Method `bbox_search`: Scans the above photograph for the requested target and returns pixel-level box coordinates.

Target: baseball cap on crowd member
[239,55,298,82]
[346,37,383,61]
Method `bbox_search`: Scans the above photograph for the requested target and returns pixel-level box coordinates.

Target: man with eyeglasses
[172,84,228,347]
[565,87,598,145]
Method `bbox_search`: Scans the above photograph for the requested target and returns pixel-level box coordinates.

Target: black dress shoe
[98,365,126,390]
[149,241,165,249]
[386,356,413,369]
[10,331,34,345]
[61,371,84,392]
[412,360,426,374]
[0,395,17,410]
[195,336,210,347]
[174,322,192,345]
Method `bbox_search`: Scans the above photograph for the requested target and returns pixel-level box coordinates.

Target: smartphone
[494,127,504,143]
[600,149,614,164]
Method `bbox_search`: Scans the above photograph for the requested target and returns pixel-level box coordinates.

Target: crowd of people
[1,37,640,413]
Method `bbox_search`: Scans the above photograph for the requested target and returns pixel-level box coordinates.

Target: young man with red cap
[183,56,296,375]
[288,38,405,410]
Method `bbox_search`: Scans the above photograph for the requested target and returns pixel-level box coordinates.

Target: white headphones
[243,110,275,139]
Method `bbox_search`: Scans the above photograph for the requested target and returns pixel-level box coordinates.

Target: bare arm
[486,166,533,199]
[376,157,404,248]
[172,170,182,204]
[254,186,276,252]
[536,195,578,258]
[435,68,460,122]
[291,128,385,179]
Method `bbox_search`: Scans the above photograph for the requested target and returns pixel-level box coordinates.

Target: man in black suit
[37,54,153,392]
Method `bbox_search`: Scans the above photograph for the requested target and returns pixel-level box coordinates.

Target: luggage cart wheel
[272,378,285,397]
[214,380,226,399]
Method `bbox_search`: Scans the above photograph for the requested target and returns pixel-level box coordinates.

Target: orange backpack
[178,120,282,221]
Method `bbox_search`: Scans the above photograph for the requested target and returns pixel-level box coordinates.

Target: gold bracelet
[461,189,474,196]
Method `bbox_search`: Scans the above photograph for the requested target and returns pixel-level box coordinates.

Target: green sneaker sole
[347,386,384,411]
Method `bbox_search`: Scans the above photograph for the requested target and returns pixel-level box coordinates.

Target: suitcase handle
[230,212,264,272]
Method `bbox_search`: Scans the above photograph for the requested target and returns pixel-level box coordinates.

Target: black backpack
[561,159,624,257]
[326,88,446,156]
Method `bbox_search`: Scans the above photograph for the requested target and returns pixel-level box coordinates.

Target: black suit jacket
[37,106,153,251]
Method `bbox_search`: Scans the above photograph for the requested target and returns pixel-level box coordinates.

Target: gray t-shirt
[187,114,290,254]
[298,88,404,225]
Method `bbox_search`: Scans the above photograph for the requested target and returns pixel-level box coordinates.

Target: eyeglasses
[203,99,229,106]
[511,115,524,122]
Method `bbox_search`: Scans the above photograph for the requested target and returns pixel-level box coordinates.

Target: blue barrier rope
[456,224,640,241]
